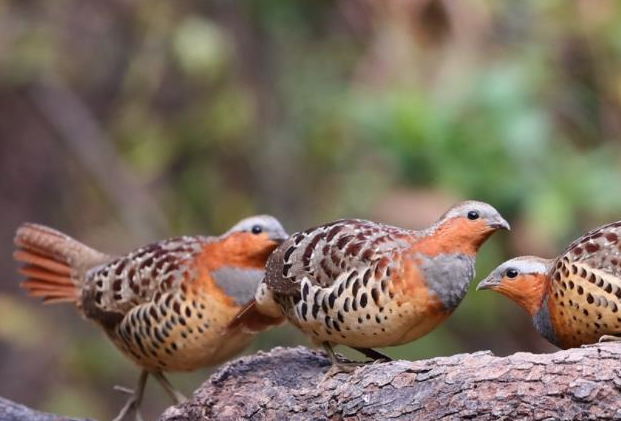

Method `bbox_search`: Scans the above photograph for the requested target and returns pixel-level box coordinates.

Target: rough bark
[0,397,91,421]
[5,343,621,420]
[160,343,621,421]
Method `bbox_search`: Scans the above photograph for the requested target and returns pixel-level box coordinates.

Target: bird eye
[251,225,263,235]
[505,268,519,279]
[467,211,480,220]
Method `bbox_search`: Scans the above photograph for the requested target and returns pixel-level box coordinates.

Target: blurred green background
[1,0,621,419]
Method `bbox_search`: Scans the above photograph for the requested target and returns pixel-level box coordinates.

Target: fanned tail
[13,223,109,304]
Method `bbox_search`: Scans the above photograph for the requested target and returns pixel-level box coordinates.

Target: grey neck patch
[211,267,265,305]
[533,296,557,346]
[417,253,476,311]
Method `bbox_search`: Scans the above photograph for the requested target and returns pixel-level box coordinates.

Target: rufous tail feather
[13,223,110,304]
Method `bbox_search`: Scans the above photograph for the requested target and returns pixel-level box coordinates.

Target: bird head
[221,215,288,262]
[225,215,288,243]
[477,256,553,316]
[431,201,510,253]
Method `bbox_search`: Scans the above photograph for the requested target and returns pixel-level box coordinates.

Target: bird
[13,215,287,421]
[230,201,509,370]
[477,219,621,349]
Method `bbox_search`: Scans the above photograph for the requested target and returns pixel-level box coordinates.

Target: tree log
[0,397,91,421]
[160,343,621,421]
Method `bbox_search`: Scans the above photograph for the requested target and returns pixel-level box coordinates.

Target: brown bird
[477,220,621,349]
[13,216,287,421]
[231,201,509,369]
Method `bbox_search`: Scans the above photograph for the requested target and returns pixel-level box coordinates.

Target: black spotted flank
[371,288,380,306]
[321,297,329,314]
[352,279,361,296]
[362,269,371,287]
[346,271,358,288]
[343,297,350,312]
[328,292,337,308]
[337,281,345,296]
[360,293,368,308]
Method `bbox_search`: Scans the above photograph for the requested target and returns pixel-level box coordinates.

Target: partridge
[231,201,509,368]
[478,219,621,349]
[13,216,287,421]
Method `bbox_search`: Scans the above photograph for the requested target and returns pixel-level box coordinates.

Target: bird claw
[113,385,135,395]
[319,361,362,385]
[599,335,621,343]
[111,375,147,421]
[171,390,187,405]
[330,361,363,374]
[110,394,143,421]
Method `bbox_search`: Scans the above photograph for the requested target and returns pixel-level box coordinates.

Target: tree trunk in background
[160,343,621,421]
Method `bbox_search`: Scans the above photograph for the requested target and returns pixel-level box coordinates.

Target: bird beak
[270,231,288,244]
[489,217,510,231]
[476,275,500,291]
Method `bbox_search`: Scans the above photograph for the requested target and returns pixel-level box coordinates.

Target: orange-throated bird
[13,216,287,420]
[478,219,621,349]
[230,201,509,370]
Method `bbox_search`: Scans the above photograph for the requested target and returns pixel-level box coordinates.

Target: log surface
[159,343,621,421]
[0,396,91,421]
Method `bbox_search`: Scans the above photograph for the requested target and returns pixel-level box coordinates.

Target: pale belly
[288,278,448,348]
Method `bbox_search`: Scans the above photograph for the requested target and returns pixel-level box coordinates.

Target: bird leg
[599,335,621,343]
[322,342,365,377]
[152,371,187,405]
[352,347,392,362]
[112,370,148,421]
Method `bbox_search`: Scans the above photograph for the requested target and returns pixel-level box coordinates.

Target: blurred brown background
[1,0,621,419]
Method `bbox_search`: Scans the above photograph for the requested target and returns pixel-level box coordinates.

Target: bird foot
[328,361,364,375]
[112,385,144,421]
[113,385,134,395]
[319,361,365,385]
[599,335,621,343]
[171,390,187,405]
